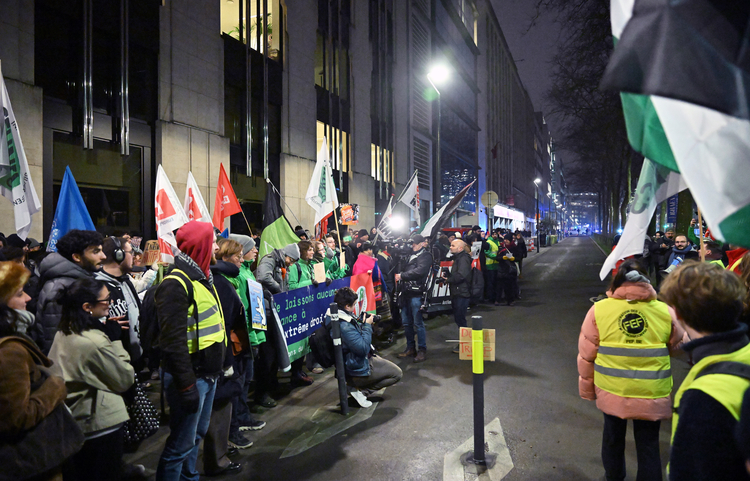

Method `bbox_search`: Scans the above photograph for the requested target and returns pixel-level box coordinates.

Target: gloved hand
[325,277,333,286]
[179,384,200,413]
[151,261,160,271]
[311,279,319,287]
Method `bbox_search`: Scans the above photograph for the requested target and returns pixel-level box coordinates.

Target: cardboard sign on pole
[458,327,496,361]
[142,240,161,266]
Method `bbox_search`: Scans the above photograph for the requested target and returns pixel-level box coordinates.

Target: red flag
[212,164,242,230]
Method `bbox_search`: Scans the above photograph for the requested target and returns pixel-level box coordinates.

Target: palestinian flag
[419,180,476,238]
[259,181,300,259]
[602,0,750,248]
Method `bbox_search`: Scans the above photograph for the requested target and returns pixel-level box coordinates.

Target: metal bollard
[329,303,349,415]
[472,315,485,465]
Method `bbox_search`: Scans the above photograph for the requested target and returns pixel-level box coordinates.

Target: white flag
[183,172,212,223]
[599,158,686,280]
[155,165,188,262]
[399,170,420,225]
[0,69,41,239]
[305,137,339,225]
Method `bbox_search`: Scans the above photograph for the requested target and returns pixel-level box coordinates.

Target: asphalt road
[127,236,691,480]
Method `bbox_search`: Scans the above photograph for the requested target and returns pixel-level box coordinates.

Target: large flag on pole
[602,0,750,248]
[155,165,188,262]
[212,163,242,230]
[46,167,95,252]
[184,172,211,223]
[599,158,686,279]
[399,170,420,225]
[419,180,476,238]
[259,179,301,259]
[375,195,395,241]
[305,137,339,225]
[1,67,41,239]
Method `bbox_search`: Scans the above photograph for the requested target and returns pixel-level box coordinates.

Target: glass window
[52,133,143,235]
[220,0,280,60]
[317,121,349,173]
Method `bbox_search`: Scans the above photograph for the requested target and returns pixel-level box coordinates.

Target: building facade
[1,0,553,242]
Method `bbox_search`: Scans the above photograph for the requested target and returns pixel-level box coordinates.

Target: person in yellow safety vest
[659,261,750,481]
[483,229,502,305]
[155,221,228,481]
[578,259,686,481]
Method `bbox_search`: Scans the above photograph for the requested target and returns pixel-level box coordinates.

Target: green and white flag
[604,0,750,248]
[0,67,41,240]
[600,158,686,280]
[305,137,339,225]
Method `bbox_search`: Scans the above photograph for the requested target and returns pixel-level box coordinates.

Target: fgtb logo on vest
[617,310,649,340]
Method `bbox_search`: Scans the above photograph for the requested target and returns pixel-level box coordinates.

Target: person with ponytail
[578,259,686,481]
[48,277,136,480]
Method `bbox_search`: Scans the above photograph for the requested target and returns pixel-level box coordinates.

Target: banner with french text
[274,273,376,362]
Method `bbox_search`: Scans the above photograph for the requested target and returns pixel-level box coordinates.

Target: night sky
[491,0,568,163]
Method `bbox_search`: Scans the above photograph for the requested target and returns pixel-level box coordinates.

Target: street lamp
[534,178,541,252]
[427,65,449,211]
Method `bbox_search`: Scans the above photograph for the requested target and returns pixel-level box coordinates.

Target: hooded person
[155,221,229,480]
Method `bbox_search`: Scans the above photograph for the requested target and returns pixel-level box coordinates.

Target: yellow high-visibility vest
[485,238,500,268]
[671,343,750,442]
[593,298,673,399]
[165,269,227,354]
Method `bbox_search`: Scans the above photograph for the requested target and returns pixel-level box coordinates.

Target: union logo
[617,310,649,337]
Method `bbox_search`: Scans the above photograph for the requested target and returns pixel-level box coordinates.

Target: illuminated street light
[426,64,450,211]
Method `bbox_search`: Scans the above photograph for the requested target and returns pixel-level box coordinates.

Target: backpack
[139,269,194,353]
[469,260,485,302]
[309,320,336,369]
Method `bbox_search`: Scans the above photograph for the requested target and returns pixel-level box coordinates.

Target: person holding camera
[395,234,432,363]
[329,288,402,408]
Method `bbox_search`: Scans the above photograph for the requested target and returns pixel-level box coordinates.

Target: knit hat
[503,233,514,241]
[411,234,426,244]
[358,229,369,238]
[281,243,300,261]
[27,238,40,249]
[229,234,256,256]
[0,261,30,304]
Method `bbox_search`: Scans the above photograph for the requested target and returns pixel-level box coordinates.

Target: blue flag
[47,166,96,252]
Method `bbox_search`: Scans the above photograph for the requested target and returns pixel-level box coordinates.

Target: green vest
[671,343,750,443]
[164,270,226,355]
[593,298,673,398]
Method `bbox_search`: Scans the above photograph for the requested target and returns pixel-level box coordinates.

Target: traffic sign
[480,190,498,209]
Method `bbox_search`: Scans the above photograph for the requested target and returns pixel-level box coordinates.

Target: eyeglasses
[96,297,111,304]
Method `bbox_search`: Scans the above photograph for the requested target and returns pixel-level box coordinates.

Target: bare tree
[535,0,642,236]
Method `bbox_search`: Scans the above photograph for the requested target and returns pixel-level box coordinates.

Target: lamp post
[427,65,449,212]
[534,178,541,253]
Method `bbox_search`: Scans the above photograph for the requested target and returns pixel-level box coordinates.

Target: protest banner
[273,273,375,362]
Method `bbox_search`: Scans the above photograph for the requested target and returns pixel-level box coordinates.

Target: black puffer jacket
[36,253,94,353]
[447,250,472,299]
[399,248,433,297]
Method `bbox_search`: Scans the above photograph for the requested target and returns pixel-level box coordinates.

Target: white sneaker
[349,388,372,408]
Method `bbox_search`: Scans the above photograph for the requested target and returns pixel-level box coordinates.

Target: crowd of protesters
[2,222,750,480]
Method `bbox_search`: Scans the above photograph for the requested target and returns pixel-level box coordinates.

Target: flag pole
[697,208,706,262]
[239,207,253,236]
[266,179,304,228]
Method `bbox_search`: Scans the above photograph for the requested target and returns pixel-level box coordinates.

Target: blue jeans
[402,295,426,351]
[157,372,217,481]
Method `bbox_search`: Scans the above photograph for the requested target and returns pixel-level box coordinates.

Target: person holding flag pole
[306,137,345,269]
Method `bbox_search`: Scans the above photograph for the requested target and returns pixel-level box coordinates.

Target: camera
[358,313,382,323]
